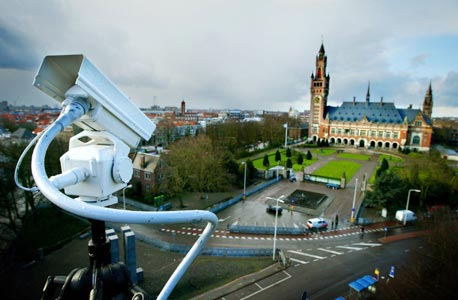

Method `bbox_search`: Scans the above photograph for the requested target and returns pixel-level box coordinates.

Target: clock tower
[309,43,330,139]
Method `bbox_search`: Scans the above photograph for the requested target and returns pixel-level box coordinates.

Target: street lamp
[404,189,421,225]
[283,123,288,148]
[241,161,247,199]
[267,195,285,260]
[351,178,358,223]
[122,184,133,210]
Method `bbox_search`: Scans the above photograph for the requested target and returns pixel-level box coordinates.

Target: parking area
[214,179,347,231]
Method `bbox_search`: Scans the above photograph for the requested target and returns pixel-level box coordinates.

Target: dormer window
[415,121,422,127]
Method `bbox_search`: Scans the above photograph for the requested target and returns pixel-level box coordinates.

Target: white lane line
[336,245,365,251]
[240,271,292,300]
[290,257,309,264]
[287,250,326,260]
[317,248,344,255]
[352,242,382,247]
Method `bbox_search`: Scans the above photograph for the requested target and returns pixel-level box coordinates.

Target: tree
[365,172,407,210]
[286,148,292,158]
[162,135,234,193]
[275,150,281,162]
[297,153,304,165]
[306,150,312,160]
[286,158,292,169]
[376,158,389,178]
[263,154,270,169]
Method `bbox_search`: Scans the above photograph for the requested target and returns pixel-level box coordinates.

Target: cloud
[0,23,37,70]
[0,0,457,116]
[410,53,430,68]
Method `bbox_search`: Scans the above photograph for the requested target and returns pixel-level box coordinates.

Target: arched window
[412,136,420,145]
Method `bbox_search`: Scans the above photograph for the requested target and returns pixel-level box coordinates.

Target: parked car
[289,175,297,182]
[307,217,328,229]
[326,183,340,189]
[266,204,283,214]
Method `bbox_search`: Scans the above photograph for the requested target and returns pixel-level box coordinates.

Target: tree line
[365,151,458,214]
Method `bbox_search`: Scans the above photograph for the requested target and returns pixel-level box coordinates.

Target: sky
[1,0,457,117]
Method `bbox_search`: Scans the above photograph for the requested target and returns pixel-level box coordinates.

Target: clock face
[314,96,321,103]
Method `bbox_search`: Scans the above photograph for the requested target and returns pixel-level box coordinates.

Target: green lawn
[252,148,316,171]
[312,149,336,156]
[337,153,370,160]
[313,160,362,180]
[378,154,404,163]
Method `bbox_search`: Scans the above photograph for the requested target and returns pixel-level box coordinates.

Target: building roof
[132,152,160,172]
[326,101,431,125]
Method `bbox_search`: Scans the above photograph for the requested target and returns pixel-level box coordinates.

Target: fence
[108,223,272,257]
[208,178,278,214]
[229,224,306,235]
[303,173,341,185]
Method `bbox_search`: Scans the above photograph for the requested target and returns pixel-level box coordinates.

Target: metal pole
[122,184,132,210]
[351,178,358,223]
[273,201,278,260]
[404,189,421,225]
[284,123,288,148]
[243,162,247,199]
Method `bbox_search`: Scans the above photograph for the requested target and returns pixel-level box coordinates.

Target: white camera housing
[33,54,155,148]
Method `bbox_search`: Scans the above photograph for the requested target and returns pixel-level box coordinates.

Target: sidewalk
[190,263,282,300]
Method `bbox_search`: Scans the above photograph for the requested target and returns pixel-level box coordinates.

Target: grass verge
[313,160,362,180]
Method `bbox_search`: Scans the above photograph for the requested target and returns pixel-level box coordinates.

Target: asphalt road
[222,230,424,300]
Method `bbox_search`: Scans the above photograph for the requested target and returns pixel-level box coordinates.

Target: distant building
[308,43,433,152]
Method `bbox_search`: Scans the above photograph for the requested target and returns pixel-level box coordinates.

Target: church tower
[309,43,330,138]
[422,83,433,119]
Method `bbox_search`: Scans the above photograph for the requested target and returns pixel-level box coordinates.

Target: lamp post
[241,162,247,199]
[267,195,285,260]
[122,184,133,210]
[404,189,421,225]
[283,123,288,148]
[351,178,358,223]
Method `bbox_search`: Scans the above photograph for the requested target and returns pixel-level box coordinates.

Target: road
[221,230,423,300]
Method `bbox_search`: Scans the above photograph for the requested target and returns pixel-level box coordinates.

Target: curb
[378,230,428,243]
[190,263,283,300]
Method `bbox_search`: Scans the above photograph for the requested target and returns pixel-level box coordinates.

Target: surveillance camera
[33,54,155,148]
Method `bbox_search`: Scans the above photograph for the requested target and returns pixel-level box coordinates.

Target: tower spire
[366,81,370,103]
[422,82,433,119]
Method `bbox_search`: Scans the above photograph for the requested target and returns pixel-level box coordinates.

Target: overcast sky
[1,0,457,117]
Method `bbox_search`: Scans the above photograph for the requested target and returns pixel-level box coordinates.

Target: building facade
[308,44,433,152]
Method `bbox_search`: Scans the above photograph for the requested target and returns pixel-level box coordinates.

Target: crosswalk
[286,242,382,266]
[160,226,386,241]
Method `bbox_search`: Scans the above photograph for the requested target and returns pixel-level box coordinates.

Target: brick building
[308,43,433,152]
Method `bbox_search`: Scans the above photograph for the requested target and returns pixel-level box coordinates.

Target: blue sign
[389,266,395,278]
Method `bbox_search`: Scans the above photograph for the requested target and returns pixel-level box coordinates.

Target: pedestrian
[331,220,334,230]
[361,226,365,233]
[335,214,339,228]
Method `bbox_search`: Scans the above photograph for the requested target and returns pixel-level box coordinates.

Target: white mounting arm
[29,95,218,300]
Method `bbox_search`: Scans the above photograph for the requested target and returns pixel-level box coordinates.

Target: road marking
[317,248,344,255]
[352,242,382,247]
[336,245,365,251]
[290,257,309,264]
[287,250,326,260]
[240,271,292,300]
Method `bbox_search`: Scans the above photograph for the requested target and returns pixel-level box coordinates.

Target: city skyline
[1,0,457,117]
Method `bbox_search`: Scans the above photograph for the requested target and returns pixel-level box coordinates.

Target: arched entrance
[385,142,390,148]
[359,140,365,147]
[343,138,348,145]
[370,141,376,147]
[392,142,398,149]
[350,139,355,146]
[330,137,335,144]
[337,138,342,144]
[377,141,383,147]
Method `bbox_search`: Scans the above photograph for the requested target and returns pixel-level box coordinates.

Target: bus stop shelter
[348,275,377,299]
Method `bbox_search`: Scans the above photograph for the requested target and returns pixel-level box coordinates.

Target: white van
[395,210,417,223]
